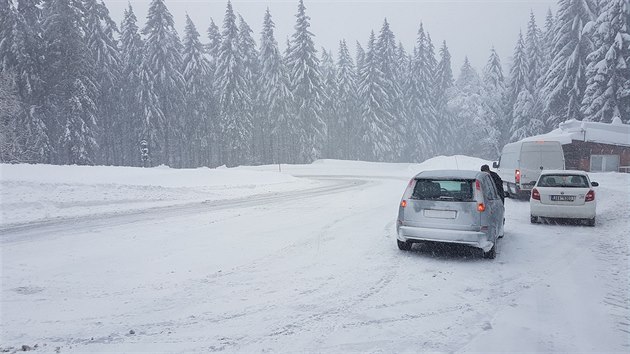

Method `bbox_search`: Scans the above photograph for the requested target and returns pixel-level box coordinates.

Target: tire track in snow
[587,185,630,345]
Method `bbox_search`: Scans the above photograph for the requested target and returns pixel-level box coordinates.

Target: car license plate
[424,209,457,219]
[551,195,575,202]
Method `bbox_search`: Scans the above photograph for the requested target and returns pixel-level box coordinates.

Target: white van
[493,141,565,198]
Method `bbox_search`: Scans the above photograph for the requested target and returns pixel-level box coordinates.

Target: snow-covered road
[1,159,629,353]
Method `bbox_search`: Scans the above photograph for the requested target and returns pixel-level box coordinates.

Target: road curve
[0,177,370,244]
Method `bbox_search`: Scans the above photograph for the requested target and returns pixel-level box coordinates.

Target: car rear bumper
[397,226,494,252]
[505,182,533,198]
[530,201,596,219]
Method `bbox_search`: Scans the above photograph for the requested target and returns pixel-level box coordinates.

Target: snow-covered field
[1,157,629,353]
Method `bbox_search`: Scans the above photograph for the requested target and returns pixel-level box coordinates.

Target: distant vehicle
[530,170,598,226]
[396,170,505,259]
[493,141,565,199]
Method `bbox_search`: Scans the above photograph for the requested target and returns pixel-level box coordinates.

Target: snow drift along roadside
[0,156,491,226]
[0,163,312,226]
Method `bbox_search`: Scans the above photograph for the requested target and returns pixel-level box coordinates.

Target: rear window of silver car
[411,179,475,202]
[538,174,589,188]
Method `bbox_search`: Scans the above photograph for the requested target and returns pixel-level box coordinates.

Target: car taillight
[585,190,595,202]
[400,200,407,208]
[477,203,486,212]
[515,169,521,184]
[475,180,481,191]
[532,188,540,200]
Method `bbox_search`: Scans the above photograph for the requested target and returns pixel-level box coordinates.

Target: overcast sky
[103,0,557,74]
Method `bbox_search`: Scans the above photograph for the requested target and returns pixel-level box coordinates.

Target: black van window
[412,179,475,202]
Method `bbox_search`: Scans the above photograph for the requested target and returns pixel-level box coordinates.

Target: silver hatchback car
[396,170,505,259]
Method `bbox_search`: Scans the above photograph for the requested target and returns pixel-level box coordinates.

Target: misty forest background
[0,0,628,167]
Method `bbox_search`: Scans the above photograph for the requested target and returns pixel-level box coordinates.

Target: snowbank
[0,156,492,226]
[0,163,311,225]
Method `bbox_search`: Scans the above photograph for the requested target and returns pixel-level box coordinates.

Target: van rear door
[520,142,565,188]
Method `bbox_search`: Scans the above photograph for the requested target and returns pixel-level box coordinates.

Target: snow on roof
[522,118,630,147]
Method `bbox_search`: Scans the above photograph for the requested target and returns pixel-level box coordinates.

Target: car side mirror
[591,182,599,187]
[492,161,498,168]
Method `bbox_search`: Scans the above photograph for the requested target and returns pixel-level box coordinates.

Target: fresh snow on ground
[0,164,315,225]
[1,157,629,353]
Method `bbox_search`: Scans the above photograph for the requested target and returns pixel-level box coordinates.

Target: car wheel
[397,240,412,251]
[530,215,539,224]
[483,244,496,259]
[586,218,595,227]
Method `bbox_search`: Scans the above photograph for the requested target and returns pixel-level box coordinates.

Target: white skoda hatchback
[530,170,598,226]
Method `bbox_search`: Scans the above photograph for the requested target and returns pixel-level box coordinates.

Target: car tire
[530,215,539,224]
[483,245,496,259]
[397,240,412,251]
[586,218,595,227]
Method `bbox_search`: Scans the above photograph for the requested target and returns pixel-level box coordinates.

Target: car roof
[414,170,483,179]
[540,169,589,176]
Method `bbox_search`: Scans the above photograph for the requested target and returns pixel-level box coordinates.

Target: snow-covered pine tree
[581,0,630,123]
[356,41,365,74]
[259,8,293,164]
[404,23,437,162]
[433,40,454,155]
[508,31,529,106]
[119,4,144,165]
[13,0,44,102]
[206,18,221,64]
[395,41,409,86]
[508,30,536,142]
[336,39,359,160]
[525,11,544,93]
[84,0,122,165]
[286,0,326,163]
[542,0,596,127]
[483,47,505,90]
[237,14,262,163]
[357,31,393,161]
[0,70,27,162]
[481,47,506,157]
[215,1,252,167]
[449,57,490,158]
[320,48,337,158]
[456,57,481,90]
[182,14,212,167]
[0,0,17,70]
[425,33,438,75]
[537,9,555,83]
[142,0,185,166]
[12,0,51,162]
[524,11,546,137]
[41,0,99,165]
[138,57,165,167]
[205,18,221,165]
[375,18,404,161]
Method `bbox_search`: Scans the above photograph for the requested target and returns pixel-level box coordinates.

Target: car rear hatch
[403,178,480,231]
[536,174,590,206]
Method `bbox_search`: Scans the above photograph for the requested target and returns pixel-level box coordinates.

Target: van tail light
[400,200,407,208]
[532,188,540,200]
[477,203,486,212]
[475,180,481,191]
[585,190,595,202]
[515,169,521,184]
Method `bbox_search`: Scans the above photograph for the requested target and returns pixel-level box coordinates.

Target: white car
[530,170,598,226]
